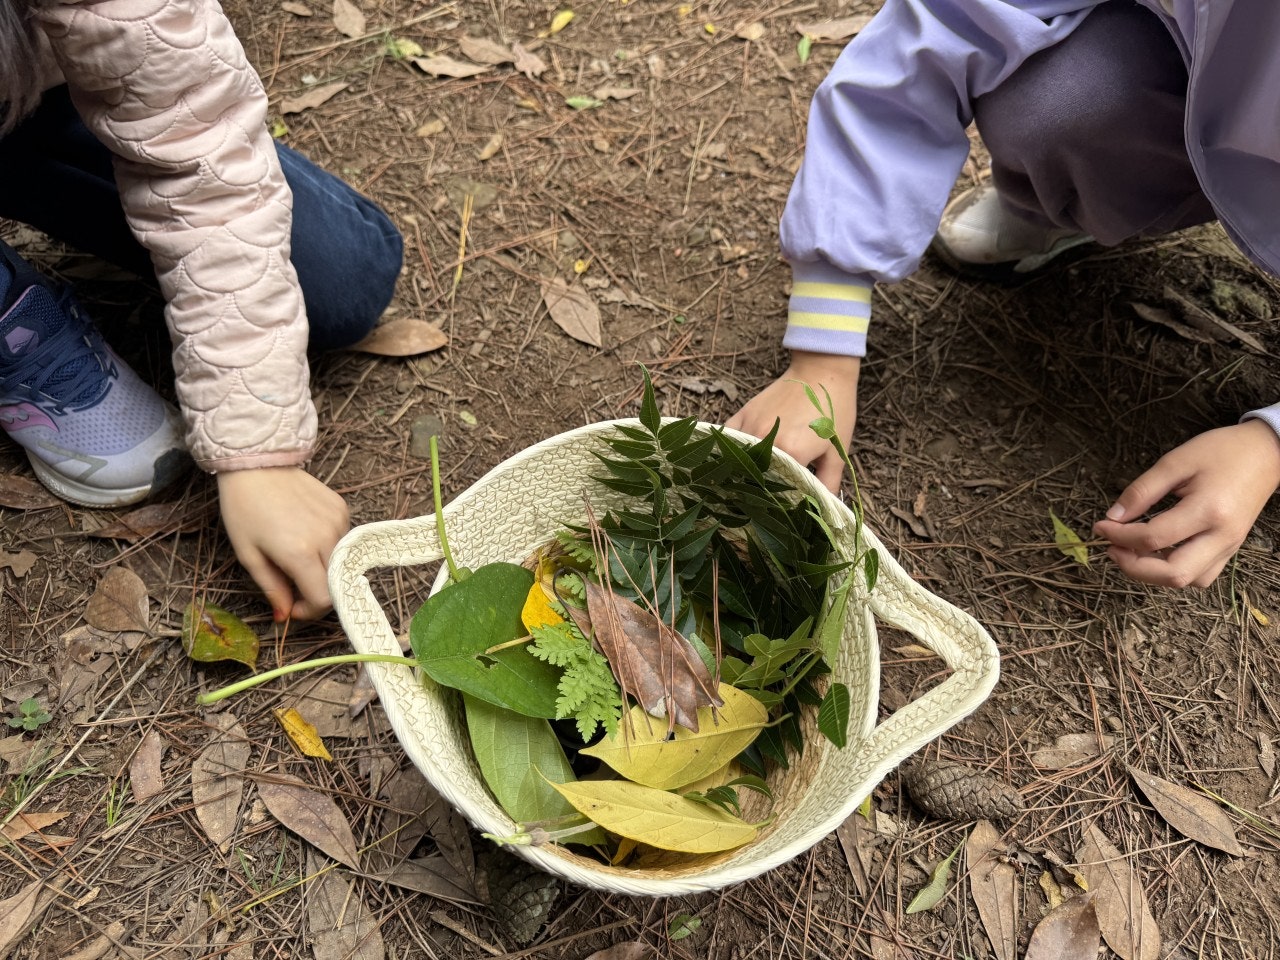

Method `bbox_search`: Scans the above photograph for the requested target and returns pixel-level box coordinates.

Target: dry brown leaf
[1077,823,1161,960]
[376,766,440,865]
[0,474,59,510]
[1127,767,1244,856]
[84,567,149,633]
[584,944,658,960]
[834,811,872,898]
[374,856,478,903]
[282,1,313,15]
[458,35,515,64]
[1164,284,1268,353]
[306,853,385,960]
[1025,896,1101,960]
[0,878,51,956]
[541,277,603,348]
[477,131,504,161]
[291,678,358,738]
[331,0,364,38]
[430,798,475,884]
[512,42,546,79]
[63,920,126,960]
[281,80,349,115]
[565,574,720,733]
[1,811,69,842]
[1030,733,1115,770]
[593,85,640,101]
[1259,735,1276,779]
[795,14,874,41]
[966,820,1017,960]
[411,55,491,78]
[350,318,448,356]
[258,773,361,870]
[88,501,206,542]
[192,713,249,850]
[0,550,37,577]
[1129,302,1212,344]
[129,729,166,802]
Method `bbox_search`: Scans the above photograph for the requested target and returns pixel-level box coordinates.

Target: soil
[2,1,1279,958]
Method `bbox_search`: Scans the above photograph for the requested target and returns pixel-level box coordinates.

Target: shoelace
[1,289,114,414]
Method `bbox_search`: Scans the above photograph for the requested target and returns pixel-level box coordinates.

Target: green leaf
[567,95,605,110]
[1049,509,1090,567]
[669,913,702,941]
[808,415,836,440]
[463,695,604,844]
[182,601,259,669]
[906,841,963,914]
[797,34,814,64]
[863,548,879,591]
[638,364,661,434]
[815,575,852,664]
[817,682,851,748]
[411,563,561,718]
[727,774,773,799]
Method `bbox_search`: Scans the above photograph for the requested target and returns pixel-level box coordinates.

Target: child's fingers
[1092,501,1206,555]
[276,549,333,621]
[1104,455,1190,522]
[238,550,297,622]
[1106,534,1231,589]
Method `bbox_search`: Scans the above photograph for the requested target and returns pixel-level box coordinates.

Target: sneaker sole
[930,233,1097,283]
[26,446,189,508]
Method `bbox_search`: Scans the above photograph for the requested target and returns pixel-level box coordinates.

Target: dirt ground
[3,1,1280,958]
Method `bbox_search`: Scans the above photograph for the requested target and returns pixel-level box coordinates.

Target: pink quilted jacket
[32,0,316,473]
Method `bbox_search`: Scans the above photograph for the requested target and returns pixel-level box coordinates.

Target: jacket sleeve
[780,0,1106,358]
[34,0,317,473]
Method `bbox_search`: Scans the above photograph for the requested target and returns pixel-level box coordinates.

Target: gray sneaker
[0,284,189,507]
[932,180,1095,276]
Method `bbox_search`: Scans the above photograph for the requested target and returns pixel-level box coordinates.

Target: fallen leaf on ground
[291,678,357,738]
[258,774,361,870]
[545,8,574,35]
[88,501,206,541]
[459,35,514,64]
[275,708,332,760]
[794,14,873,40]
[373,856,478,902]
[1025,895,1101,960]
[584,944,656,960]
[477,131,504,161]
[84,567,149,633]
[906,840,962,914]
[1030,733,1115,770]
[967,820,1017,960]
[734,21,765,41]
[415,118,445,137]
[0,550,37,577]
[281,80,349,114]
[0,877,58,956]
[130,729,166,802]
[593,85,640,101]
[182,601,259,669]
[834,809,872,897]
[1130,302,1212,344]
[306,852,385,960]
[1164,284,1268,353]
[1259,735,1276,779]
[541,277,603,348]
[331,0,364,38]
[376,766,440,864]
[411,55,491,78]
[1,811,69,842]
[512,42,546,79]
[1050,509,1089,566]
[0,474,59,509]
[1077,823,1161,960]
[1127,766,1244,856]
[192,713,249,850]
[350,317,448,356]
[282,1,312,15]
[62,920,126,960]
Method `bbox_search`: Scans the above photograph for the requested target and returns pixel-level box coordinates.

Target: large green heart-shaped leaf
[410,563,560,718]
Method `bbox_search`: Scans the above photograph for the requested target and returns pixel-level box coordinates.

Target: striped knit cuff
[782,261,874,358]
[1242,403,1280,442]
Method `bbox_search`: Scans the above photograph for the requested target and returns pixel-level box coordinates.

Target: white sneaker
[933,181,1094,275]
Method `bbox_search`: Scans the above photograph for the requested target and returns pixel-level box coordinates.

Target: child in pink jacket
[0,0,403,620]
[728,0,1280,589]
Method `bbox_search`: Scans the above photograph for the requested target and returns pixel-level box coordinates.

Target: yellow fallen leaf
[1049,509,1089,567]
[548,778,758,852]
[677,5,691,17]
[521,581,563,633]
[703,22,717,34]
[573,257,591,275]
[581,685,767,790]
[274,707,332,760]
[1249,604,1270,627]
[1039,868,1065,910]
[547,9,574,35]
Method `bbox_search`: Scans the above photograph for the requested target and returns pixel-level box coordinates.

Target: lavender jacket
[780,0,1280,429]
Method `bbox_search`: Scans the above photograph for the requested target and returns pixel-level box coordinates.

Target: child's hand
[217,466,351,621]
[726,351,860,493]
[1092,420,1280,588]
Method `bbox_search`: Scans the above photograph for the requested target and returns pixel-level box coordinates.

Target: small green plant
[104,781,125,828]
[0,747,91,814]
[7,698,51,732]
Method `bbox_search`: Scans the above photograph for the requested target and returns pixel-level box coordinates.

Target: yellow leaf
[580,684,767,789]
[548,778,758,852]
[521,581,563,633]
[858,794,873,819]
[274,707,332,760]
[1049,509,1089,567]
[547,9,574,35]
[679,760,746,796]
[270,119,289,138]
[1038,868,1065,910]
[677,4,691,16]
[1249,604,1270,627]
[573,257,591,275]
[703,22,717,34]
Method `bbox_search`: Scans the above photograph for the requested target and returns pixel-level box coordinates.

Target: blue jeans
[0,86,402,351]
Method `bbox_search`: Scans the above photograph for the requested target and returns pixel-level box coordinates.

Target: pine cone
[481,847,559,945]
[900,761,1025,822]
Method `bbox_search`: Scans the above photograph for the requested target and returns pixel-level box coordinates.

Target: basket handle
[851,526,1000,781]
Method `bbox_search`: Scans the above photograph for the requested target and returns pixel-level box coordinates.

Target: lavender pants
[974,0,1215,244]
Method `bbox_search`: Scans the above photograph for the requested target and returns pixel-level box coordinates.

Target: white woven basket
[329,421,999,896]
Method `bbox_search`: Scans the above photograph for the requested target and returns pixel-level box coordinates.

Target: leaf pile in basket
[194,369,877,864]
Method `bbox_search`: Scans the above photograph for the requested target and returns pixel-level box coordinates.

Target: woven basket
[328,421,999,896]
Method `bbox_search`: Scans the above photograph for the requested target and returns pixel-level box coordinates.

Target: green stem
[429,434,461,583]
[197,654,417,705]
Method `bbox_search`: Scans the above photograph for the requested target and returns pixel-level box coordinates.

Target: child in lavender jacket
[728,0,1280,590]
